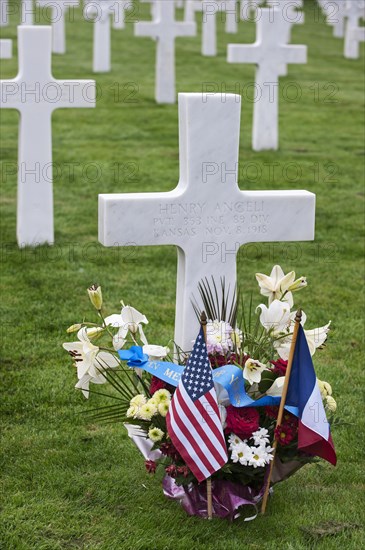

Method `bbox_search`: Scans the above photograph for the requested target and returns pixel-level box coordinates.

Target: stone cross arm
[99,189,315,249]
[135,21,196,38]
[0,38,11,59]
[0,26,95,113]
[228,43,307,65]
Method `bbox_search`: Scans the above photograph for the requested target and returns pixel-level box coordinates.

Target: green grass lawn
[1,0,364,548]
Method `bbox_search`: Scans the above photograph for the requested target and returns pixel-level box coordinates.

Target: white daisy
[251,427,270,446]
[231,442,252,466]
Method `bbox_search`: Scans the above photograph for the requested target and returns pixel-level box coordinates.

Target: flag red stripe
[166,408,206,482]
[176,389,227,466]
[298,421,337,466]
[178,385,227,463]
[169,390,217,479]
[172,390,218,473]
[194,396,227,458]
[204,391,229,449]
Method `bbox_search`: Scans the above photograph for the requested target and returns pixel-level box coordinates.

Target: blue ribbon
[118,346,297,415]
[118,347,184,385]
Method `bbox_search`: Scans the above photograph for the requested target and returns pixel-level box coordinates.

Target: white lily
[257,300,291,335]
[266,376,285,397]
[243,358,268,385]
[63,327,119,398]
[255,265,296,307]
[275,311,331,359]
[105,305,148,350]
[143,344,169,361]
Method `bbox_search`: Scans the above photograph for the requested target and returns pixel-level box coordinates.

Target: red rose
[270,358,288,376]
[149,376,167,395]
[145,460,157,474]
[225,406,260,439]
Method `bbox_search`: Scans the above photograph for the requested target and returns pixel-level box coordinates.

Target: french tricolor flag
[286,325,337,466]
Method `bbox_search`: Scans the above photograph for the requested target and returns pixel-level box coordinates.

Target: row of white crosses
[184,0,238,33]
[0,0,132,56]
[191,0,238,57]
[0,4,309,249]
[318,0,365,59]
[228,7,307,151]
[135,0,196,104]
[99,93,316,351]
[343,0,365,59]
[0,26,96,246]
[85,0,115,72]
[0,23,317,352]
[37,0,79,54]
[0,0,80,54]
[0,0,34,57]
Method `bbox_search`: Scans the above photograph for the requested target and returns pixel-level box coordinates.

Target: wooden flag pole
[200,311,213,520]
[261,308,302,515]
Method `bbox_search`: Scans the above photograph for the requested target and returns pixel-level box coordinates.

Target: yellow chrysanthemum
[139,402,158,420]
[126,404,139,418]
[148,427,164,442]
[153,389,171,404]
[130,394,147,407]
[158,402,170,417]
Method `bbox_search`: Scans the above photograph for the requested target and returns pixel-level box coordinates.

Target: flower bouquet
[63,266,337,520]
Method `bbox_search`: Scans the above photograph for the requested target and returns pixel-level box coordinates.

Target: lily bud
[66,323,82,334]
[322,381,332,396]
[325,395,337,413]
[87,284,103,310]
[288,277,307,292]
[86,327,104,338]
[317,379,332,398]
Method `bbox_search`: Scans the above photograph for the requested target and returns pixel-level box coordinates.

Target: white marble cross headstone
[37,0,79,54]
[85,0,114,72]
[112,0,131,29]
[184,0,201,22]
[201,0,238,57]
[135,0,196,104]
[344,0,365,59]
[225,0,238,33]
[0,25,96,247]
[322,0,346,38]
[0,37,12,58]
[98,93,316,352]
[267,0,304,76]
[21,0,34,25]
[202,0,218,56]
[228,8,307,151]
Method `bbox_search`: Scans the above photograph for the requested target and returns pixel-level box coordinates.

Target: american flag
[166,327,228,482]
